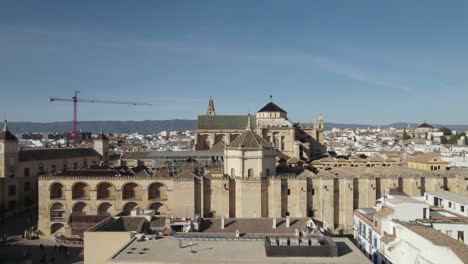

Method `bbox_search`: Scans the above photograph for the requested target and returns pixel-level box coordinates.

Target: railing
[50,217,66,222]
[50,196,65,200]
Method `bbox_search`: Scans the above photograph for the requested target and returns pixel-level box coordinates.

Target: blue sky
[0,1,467,124]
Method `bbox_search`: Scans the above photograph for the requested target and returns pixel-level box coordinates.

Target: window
[8,185,16,196]
[231,168,235,177]
[83,160,88,168]
[9,166,14,178]
[51,165,57,173]
[280,136,285,150]
[461,206,465,212]
[287,189,291,195]
[248,169,254,178]
[73,162,78,169]
[425,195,428,201]
[458,231,464,242]
[449,202,452,208]
[447,230,453,237]
[24,182,31,192]
[8,200,15,210]
[38,163,44,175]
[423,208,428,219]
[63,161,68,171]
[24,168,30,177]
[373,237,377,248]
[266,168,270,177]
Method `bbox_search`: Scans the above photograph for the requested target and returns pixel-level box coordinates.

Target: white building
[425,191,468,217]
[354,189,468,263]
[354,189,429,263]
[389,220,467,264]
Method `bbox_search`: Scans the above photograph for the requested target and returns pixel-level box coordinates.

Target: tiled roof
[227,129,273,149]
[0,120,17,141]
[196,115,256,130]
[410,153,446,163]
[417,122,433,129]
[19,148,100,162]
[0,130,17,141]
[96,131,108,141]
[100,217,149,232]
[397,221,468,262]
[257,102,287,113]
[121,151,151,160]
[209,141,225,152]
[49,167,137,177]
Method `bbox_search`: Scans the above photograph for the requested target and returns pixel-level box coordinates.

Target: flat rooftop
[107,237,371,264]
[198,218,309,236]
[426,191,468,205]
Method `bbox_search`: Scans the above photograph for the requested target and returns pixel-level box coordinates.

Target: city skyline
[1,1,467,124]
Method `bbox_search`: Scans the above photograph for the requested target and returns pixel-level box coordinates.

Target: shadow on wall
[336,242,352,257]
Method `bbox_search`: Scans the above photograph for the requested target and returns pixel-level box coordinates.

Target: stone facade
[194,97,325,160]
[0,123,106,217]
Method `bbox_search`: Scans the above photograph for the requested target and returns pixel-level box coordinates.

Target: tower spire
[269,95,273,102]
[3,120,7,131]
[207,96,216,115]
[246,113,252,130]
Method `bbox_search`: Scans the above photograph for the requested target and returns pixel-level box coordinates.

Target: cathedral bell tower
[0,120,19,178]
[93,129,109,164]
[207,96,216,116]
[224,115,276,218]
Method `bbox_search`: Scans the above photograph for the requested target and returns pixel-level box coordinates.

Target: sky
[0,1,467,125]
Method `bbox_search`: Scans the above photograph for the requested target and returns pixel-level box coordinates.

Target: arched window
[231,168,235,177]
[50,203,65,221]
[248,169,254,178]
[266,168,270,177]
[50,182,65,199]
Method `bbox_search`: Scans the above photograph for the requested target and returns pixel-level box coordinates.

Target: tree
[448,132,466,145]
[439,127,452,136]
[402,129,411,140]
[440,136,448,144]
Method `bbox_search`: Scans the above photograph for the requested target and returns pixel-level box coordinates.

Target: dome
[417,122,433,129]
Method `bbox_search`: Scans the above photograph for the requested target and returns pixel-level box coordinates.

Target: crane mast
[49,90,151,146]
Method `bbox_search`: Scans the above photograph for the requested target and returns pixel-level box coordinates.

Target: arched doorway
[50,202,65,221]
[50,182,65,199]
[50,223,65,236]
[72,182,91,199]
[122,182,142,200]
[97,182,116,199]
[122,202,138,213]
[97,202,113,215]
[148,182,168,200]
[72,202,90,215]
[148,202,168,216]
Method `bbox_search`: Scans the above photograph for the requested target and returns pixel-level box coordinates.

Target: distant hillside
[324,122,468,131]
[7,120,468,134]
[8,120,197,134]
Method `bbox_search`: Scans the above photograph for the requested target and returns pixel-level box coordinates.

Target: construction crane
[50,90,151,146]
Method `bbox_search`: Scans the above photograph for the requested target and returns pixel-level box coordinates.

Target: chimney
[272,218,277,229]
[286,216,290,228]
[221,217,225,229]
